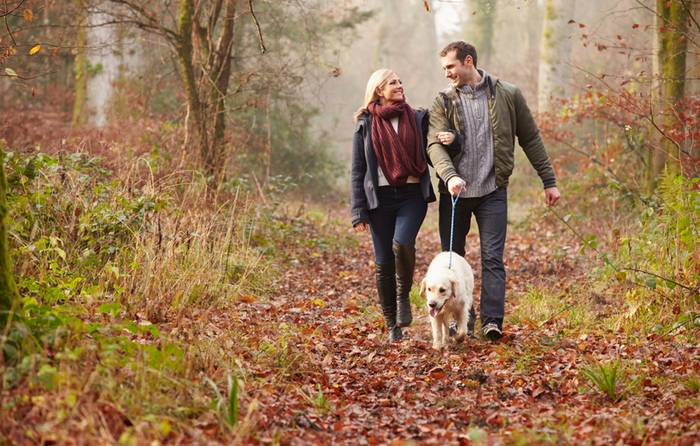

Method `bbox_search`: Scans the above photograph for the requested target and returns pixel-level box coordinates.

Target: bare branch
[248,0,265,54]
[0,0,25,18]
[679,0,700,34]
[3,0,22,46]
[104,0,179,42]
[0,68,53,81]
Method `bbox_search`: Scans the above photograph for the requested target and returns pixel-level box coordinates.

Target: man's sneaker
[482,322,502,341]
[448,321,474,338]
[448,321,457,337]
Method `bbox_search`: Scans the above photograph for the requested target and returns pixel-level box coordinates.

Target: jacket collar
[443,71,498,100]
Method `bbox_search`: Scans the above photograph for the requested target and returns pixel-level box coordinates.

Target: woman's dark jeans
[439,188,507,330]
[368,184,428,264]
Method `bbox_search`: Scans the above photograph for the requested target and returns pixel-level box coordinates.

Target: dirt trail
[233,216,699,445]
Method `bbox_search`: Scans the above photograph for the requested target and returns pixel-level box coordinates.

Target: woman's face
[377,73,404,104]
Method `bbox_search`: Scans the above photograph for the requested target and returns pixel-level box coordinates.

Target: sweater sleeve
[350,121,370,226]
[513,87,557,189]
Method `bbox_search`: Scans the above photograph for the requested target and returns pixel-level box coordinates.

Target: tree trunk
[86,7,143,127]
[205,0,238,172]
[649,0,690,188]
[537,0,576,113]
[463,0,496,67]
[177,0,238,175]
[177,0,209,170]
[689,1,700,165]
[0,145,18,329]
[686,1,700,98]
[72,5,88,127]
[373,0,441,106]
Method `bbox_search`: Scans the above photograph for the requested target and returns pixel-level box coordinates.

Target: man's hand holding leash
[447,176,466,197]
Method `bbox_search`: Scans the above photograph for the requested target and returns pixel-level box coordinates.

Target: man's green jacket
[427,73,556,194]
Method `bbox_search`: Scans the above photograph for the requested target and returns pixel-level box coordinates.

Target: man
[427,41,561,341]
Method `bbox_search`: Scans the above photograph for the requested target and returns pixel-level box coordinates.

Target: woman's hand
[435,131,455,146]
[353,222,369,233]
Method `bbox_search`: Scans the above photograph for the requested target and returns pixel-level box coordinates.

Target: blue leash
[448,187,462,269]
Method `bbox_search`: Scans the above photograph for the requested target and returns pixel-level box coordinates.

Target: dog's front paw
[432,342,446,351]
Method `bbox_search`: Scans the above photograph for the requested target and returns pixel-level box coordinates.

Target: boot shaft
[375,262,397,329]
[393,241,416,328]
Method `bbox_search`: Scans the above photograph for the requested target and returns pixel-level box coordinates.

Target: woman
[350,69,435,342]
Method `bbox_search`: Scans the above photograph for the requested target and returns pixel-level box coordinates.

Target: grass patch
[409,284,425,310]
[682,374,700,394]
[580,359,624,401]
[510,286,596,332]
[0,151,346,442]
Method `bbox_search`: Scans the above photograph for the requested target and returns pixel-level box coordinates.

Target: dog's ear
[451,279,457,298]
[419,278,426,298]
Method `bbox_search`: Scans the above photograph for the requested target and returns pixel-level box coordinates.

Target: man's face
[440,50,471,87]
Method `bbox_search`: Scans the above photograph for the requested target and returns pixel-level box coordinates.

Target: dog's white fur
[420,252,474,350]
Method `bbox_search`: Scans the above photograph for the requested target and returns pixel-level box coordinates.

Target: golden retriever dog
[420,251,474,350]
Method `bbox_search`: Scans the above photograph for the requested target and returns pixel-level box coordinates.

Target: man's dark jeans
[439,188,507,330]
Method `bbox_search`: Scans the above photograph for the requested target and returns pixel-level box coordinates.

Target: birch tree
[86,10,143,127]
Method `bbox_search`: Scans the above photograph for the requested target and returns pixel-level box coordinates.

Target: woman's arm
[350,122,370,227]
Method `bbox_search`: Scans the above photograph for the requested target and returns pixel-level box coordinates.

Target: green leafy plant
[300,384,332,415]
[682,374,700,394]
[580,359,624,401]
[205,374,239,429]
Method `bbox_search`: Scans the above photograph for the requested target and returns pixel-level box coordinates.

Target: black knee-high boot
[393,241,415,328]
[375,262,402,342]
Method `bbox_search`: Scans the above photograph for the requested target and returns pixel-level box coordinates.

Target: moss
[71,7,88,128]
[649,0,690,188]
[0,145,19,328]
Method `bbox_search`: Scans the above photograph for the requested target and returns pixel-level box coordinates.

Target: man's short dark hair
[440,41,478,68]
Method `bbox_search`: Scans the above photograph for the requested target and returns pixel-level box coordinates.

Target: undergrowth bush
[606,172,699,334]
[526,89,700,338]
[0,149,348,442]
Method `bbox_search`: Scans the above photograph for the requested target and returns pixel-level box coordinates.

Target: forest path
[230,208,699,445]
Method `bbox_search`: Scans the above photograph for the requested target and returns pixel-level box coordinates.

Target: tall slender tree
[537,0,576,113]
[371,0,441,106]
[72,3,89,127]
[687,0,700,163]
[463,0,496,67]
[649,0,691,187]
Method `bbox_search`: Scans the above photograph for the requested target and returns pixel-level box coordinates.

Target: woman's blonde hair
[353,68,395,122]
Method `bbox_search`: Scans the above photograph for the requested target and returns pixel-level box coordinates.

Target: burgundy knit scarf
[367,100,426,186]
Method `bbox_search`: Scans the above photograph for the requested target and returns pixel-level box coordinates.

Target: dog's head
[420,269,457,318]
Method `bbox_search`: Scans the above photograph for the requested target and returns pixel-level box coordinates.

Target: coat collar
[442,71,498,100]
